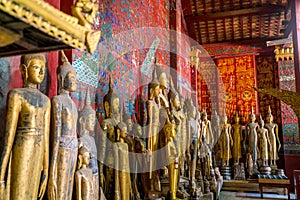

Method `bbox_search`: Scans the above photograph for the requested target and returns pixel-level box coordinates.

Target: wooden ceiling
[183,0,288,45]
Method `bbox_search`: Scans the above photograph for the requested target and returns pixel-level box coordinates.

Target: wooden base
[222,179,287,195]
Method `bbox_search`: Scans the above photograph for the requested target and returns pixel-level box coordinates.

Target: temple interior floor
[219,191,296,199]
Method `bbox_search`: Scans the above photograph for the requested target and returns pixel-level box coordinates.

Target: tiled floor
[219,191,296,200]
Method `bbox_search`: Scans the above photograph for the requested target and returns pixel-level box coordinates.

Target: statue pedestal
[270,165,278,174]
[220,166,231,180]
[260,166,271,175]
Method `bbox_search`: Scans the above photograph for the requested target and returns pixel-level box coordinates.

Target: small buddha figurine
[231,112,243,164]
[0,53,50,200]
[219,115,233,166]
[265,106,281,167]
[48,51,78,200]
[78,90,99,199]
[245,107,259,171]
[75,146,96,200]
[258,114,271,167]
[72,0,98,29]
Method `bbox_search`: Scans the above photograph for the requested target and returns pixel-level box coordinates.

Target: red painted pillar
[292,0,300,93]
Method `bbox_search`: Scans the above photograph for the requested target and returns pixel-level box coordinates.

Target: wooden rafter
[185,4,285,23]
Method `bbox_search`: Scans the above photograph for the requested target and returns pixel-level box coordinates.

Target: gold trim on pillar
[274,44,294,62]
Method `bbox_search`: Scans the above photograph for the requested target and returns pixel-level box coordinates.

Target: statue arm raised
[39,99,51,199]
[0,91,21,181]
[48,97,62,199]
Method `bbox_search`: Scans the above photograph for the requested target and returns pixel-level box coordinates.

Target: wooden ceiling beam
[184,4,285,23]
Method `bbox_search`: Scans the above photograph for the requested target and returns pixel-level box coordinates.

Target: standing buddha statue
[219,115,232,167]
[75,146,96,200]
[48,51,78,200]
[245,107,259,172]
[231,112,242,164]
[78,90,99,199]
[258,114,271,167]
[0,53,50,200]
[145,68,161,198]
[265,106,281,168]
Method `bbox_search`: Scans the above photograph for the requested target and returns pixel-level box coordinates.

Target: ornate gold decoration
[0,26,21,47]
[255,87,300,119]
[0,0,101,53]
[274,45,294,62]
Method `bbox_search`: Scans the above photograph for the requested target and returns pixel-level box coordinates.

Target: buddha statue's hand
[278,144,281,152]
[38,173,47,199]
[0,181,5,200]
[47,178,57,200]
[99,173,105,189]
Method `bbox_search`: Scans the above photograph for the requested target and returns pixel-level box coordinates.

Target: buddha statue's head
[116,121,127,141]
[78,146,90,168]
[79,90,96,136]
[156,66,169,90]
[57,51,77,93]
[234,111,240,124]
[259,114,264,127]
[201,109,208,121]
[266,105,273,123]
[168,78,180,111]
[132,122,142,138]
[20,53,46,87]
[249,107,256,122]
[103,76,119,119]
[148,68,160,99]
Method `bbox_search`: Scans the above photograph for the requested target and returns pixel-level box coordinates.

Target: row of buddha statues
[0,51,282,200]
[213,106,281,180]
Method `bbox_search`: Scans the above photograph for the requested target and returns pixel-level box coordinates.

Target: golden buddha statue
[231,112,242,164]
[219,115,233,166]
[98,77,121,199]
[245,107,259,170]
[78,90,99,199]
[0,53,50,200]
[162,117,178,200]
[201,109,214,150]
[265,106,281,167]
[48,51,78,200]
[258,114,270,166]
[75,146,96,200]
[115,122,132,200]
[145,68,161,197]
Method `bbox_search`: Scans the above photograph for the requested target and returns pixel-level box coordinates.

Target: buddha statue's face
[26,58,46,84]
[135,125,142,137]
[85,114,96,132]
[224,116,228,124]
[126,118,132,131]
[250,114,256,122]
[235,116,240,123]
[82,152,90,165]
[120,127,127,138]
[153,85,160,98]
[111,97,120,114]
[171,95,181,110]
[201,114,207,121]
[159,72,169,89]
[64,71,77,92]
